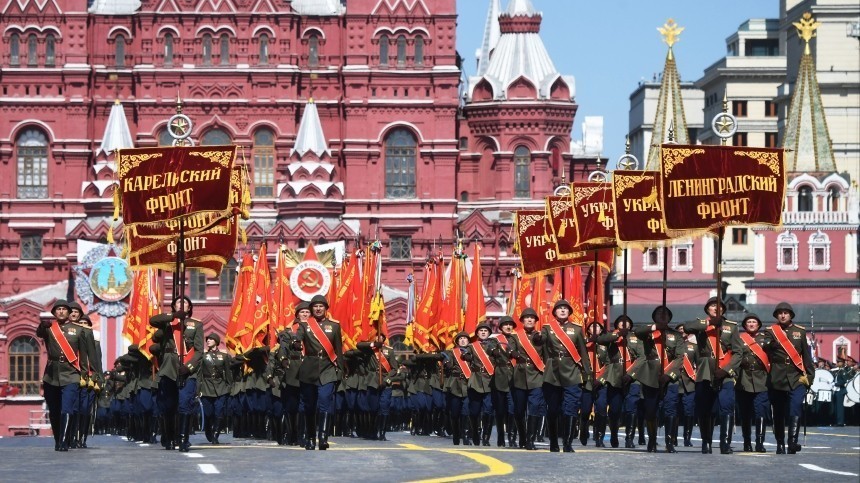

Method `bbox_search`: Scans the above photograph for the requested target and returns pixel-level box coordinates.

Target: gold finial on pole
[658,19,684,60]
[721,90,729,146]
[176,93,183,114]
[793,12,820,56]
[625,135,631,155]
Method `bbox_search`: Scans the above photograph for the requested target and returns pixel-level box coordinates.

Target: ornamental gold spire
[793,12,820,55]
[658,19,684,60]
[646,19,690,170]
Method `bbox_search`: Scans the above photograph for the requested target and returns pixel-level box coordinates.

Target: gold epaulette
[724,320,737,325]
[328,318,341,324]
[793,324,806,330]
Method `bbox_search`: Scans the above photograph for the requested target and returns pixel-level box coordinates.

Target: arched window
[259,34,269,65]
[27,34,37,66]
[201,127,231,146]
[808,230,831,271]
[17,129,48,199]
[202,34,212,66]
[414,36,424,65]
[10,33,20,66]
[220,34,229,65]
[513,146,530,198]
[157,129,173,147]
[308,33,319,67]
[396,35,407,65]
[164,33,174,66]
[253,128,275,197]
[45,34,55,67]
[776,231,798,271]
[379,35,389,65]
[797,186,813,212]
[114,34,125,67]
[188,269,207,300]
[827,186,840,212]
[10,336,40,395]
[219,258,238,301]
[384,128,417,199]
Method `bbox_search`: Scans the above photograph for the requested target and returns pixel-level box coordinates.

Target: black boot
[646,419,658,453]
[637,415,645,446]
[495,414,506,447]
[741,415,752,452]
[594,415,606,448]
[525,416,539,450]
[69,414,80,448]
[296,412,306,447]
[451,415,461,445]
[179,414,191,452]
[304,412,316,450]
[787,416,801,454]
[378,415,388,441]
[754,417,766,453]
[460,416,471,446]
[318,413,331,450]
[578,414,589,446]
[719,413,734,454]
[536,416,546,443]
[58,413,71,451]
[287,413,299,446]
[79,413,90,448]
[481,414,492,446]
[609,417,620,448]
[561,415,575,453]
[205,415,215,443]
[624,413,636,448]
[213,417,223,445]
[50,411,61,451]
[547,415,560,452]
[683,416,695,447]
[664,416,677,453]
[469,416,481,447]
[699,415,713,454]
[506,415,517,448]
[774,415,786,454]
[515,417,527,449]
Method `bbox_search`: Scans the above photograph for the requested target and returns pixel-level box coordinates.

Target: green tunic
[765,322,814,391]
[294,318,343,386]
[685,318,743,383]
[537,322,591,387]
[37,320,89,387]
[199,349,233,397]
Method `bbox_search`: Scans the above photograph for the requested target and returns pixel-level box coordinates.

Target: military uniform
[507,308,546,450]
[37,299,87,451]
[535,300,591,453]
[735,314,771,452]
[463,324,498,447]
[765,302,814,454]
[442,335,470,446]
[595,315,636,448]
[490,317,518,447]
[199,334,232,444]
[356,339,398,441]
[273,321,304,445]
[665,328,698,447]
[580,325,610,448]
[67,304,101,449]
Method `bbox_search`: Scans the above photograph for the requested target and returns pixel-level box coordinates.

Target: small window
[308,34,319,67]
[732,100,747,117]
[219,258,238,301]
[9,336,41,396]
[460,191,469,202]
[765,100,778,117]
[513,146,530,198]
[384,128,417,199]
[797,186,813,212]
[220,34,229,65]
[27,34,37,66]
[782,248,792,266]
[157,129,173,147]
[259,34,269,65]
[202,34,212,66]
[827,187,840,212]
[115,34,125,67]
[808,231,830,271]
[252,128,275,197]
[732,228,748,245]
[10,33,19,66]
[188,269,207,300]
[45,34,55,67]
[732,132,748,147]
[164,33,174,66]
[390,236,412,261]
[17,128,49,199]
[499,240,508,256]
[643,248,663,271]
[396,35,407,65]
[776,231,798,271]
[745,38,779,57]
[677,248,687,266]
[21,235,42,260]
[813,248,825,266]
[379,35,389,65]
[458,137,468,150]
[765,132,778,148]
[415,36,424,65]
[201,127,231,146]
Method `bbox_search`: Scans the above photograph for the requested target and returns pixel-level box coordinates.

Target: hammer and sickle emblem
[300,270,321,289]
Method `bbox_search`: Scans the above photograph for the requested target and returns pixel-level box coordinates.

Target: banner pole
[662,246,668,307]
[623,248,628,317]
[593,250,599,326]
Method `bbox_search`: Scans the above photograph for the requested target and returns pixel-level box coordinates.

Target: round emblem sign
[89,257,133,302]
[289,260,332,302]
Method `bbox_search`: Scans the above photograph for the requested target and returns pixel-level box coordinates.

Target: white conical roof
[97,100,134,155]
[291,99,330,158]
[506,0,538,15]
[475,0,502,77]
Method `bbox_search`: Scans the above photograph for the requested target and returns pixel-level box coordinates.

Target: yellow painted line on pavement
[401,443,514,483]
[805,431,859,438]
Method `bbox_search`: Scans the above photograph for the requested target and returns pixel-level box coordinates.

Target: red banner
[659,145,785,236]
[571,182,617,250]
[515,210,614,277]
[612,170,671,248]
[544,195,581,260]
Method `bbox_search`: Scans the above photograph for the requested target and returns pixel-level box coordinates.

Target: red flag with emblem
[246,245,272,350]
[585,265,606,328]
[531,274,549,331]
[226,253,255,353]
[334,252,359,350]
[464,244,487,336]
[436,249,465,350]
[567,267,586,326]
[270,247,297,347]
[414,257,441,352]
[509,272,533,319]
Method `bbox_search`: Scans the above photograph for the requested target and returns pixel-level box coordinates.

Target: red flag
[270,247,296,347]
[567,266,586,326]
[531,274,549,332]
[414,258,440,352]
[586,265,606,328]
[509,272,533,319]
[124,269,162,359]
[436,250,465,350]
[226,253,254,353]
[464,244,487,336]
[334,252,359,350]
[246,245,272,350]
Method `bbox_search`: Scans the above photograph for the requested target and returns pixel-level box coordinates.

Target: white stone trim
[642,247,664,272]
[807,230,830,271]
[776,231,798,271]
[672,241,693,272]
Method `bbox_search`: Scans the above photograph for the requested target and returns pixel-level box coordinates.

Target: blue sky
[456,0,777,164]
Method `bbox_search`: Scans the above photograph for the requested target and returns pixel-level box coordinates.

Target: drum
[811,369,834,392]
[846,374,860,403]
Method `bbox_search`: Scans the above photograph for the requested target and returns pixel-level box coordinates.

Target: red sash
[740,332,770,372]
[515,329,545,372]
[652,330,671,372]
[681,353,695,378]
[588,342,605,379]
[770,324,804,373]
[171,320,196,364]
[308,319,338,365]
[496,334,516,367]
[377,350,392,373]
[471,341,495,376]
[706,323,732,369]
[49,323,81,372]
[547,319,582,364]
[454,348,472,378]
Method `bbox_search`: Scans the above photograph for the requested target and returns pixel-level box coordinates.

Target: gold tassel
[108,185,121,244]
[598,207,607,223]
[558,220,566,238]
[240,226,248,246]
[642,186,658,204]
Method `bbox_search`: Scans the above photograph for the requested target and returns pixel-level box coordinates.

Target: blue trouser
[157,378,178,414]
[432,389,446,410]
[359,387,380,413]
[769,386,805,420]
[681,391,696,417]
[136,388,155,415]
[446,394,468,418]
[512,387,546,417]
[44,383,80,416]
[737,389,769,421]
[641,385,663,420]
[606,385,624,421]
[244,388,268,413]
[467,389,493,417]
[582,386,609,419]
[268,390,283,418]
[379,387,392,417]
[623,383,641,414]
[695,379,735,418]
[178,378,198,415]
[543,383,582,418]
[661,384,679,418]
[301,382,336,415]
[281,385,301,414]
[391,395,405,414]
[413,392,432,411]
[201,395,227,419]
[492,389,510,418]
[345,388,358,411]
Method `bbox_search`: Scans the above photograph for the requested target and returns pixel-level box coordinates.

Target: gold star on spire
[793,12,820,55]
